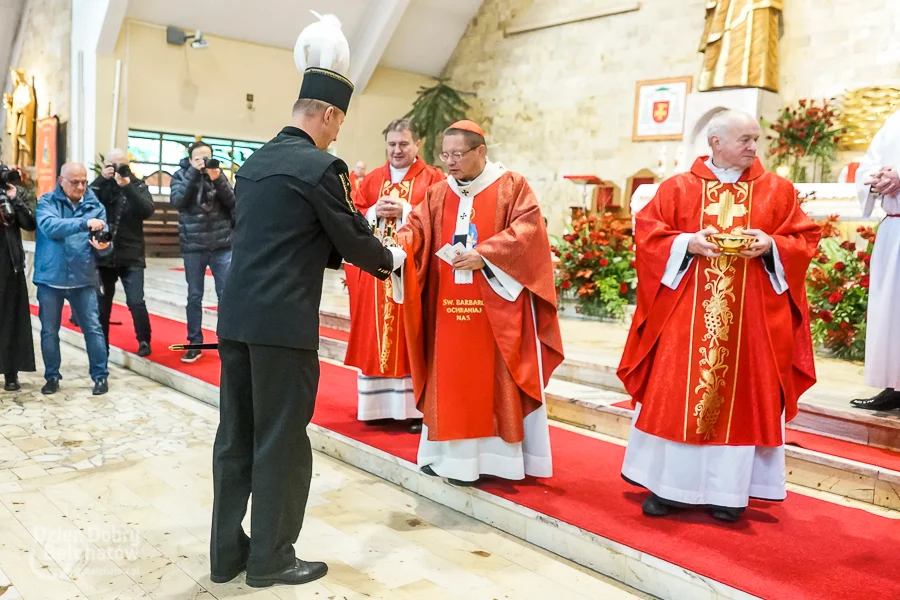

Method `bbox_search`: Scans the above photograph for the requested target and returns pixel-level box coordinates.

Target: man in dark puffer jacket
[170,141,236,363]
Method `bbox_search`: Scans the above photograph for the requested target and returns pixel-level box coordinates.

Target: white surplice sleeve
[661,233,694,290]
[389,247,406,304]
[765,244,788,295]
[481,257,524,301]
[857,123,885,218]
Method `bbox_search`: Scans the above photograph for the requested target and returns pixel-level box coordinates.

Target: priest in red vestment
[344,119,445,432]
[392,120,564,486]
[348,161,366,194]
[618,110,820,522]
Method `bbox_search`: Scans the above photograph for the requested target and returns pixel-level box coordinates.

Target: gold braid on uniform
[338,172,355,212]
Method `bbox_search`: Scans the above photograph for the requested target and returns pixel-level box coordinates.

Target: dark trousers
[211,338,319,577]
[0,268,35,378]
[98,266,151,347]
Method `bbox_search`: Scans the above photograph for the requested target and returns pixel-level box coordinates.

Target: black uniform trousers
[211,338,319,577]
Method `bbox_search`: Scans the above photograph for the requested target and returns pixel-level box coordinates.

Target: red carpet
[39,304,900,600]
[169,267,214,276]
[609,399,900,472]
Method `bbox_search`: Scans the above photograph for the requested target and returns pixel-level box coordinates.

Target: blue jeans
[37,284,109,383]
[183,249,231,344]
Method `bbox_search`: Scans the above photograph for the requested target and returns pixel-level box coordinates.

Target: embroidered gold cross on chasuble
[684,181,755,443]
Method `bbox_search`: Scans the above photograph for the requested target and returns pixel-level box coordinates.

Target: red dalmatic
[344,159,445,377]
[618,157,821,447]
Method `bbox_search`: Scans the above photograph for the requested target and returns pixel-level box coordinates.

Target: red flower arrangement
[552,210,636,319]
[806,215,874,361]
[762,99,848,182]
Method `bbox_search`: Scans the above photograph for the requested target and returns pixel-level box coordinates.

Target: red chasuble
[344,159,445,377]
[397,171,565,443]
[618,157,820,447]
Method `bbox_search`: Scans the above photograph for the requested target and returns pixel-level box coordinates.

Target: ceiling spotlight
[166,26,209,50]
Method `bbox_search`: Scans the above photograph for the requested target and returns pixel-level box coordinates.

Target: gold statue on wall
[699,0,783,93]
[3,68,37,166]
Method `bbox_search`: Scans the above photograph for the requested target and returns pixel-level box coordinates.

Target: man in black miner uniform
[210,56,405,587]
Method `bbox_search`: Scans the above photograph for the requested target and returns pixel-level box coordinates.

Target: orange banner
[34,117,58,198]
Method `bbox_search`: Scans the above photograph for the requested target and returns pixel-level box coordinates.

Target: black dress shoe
[641,494,671,517]
[850,388,900,411]
[710,506,744,523]
[407,419,423,434]
[246,558,328,588]
[93,378,109,396]
[210,561,247,584]
[3,376,19,392]
[420,465,439,477]
[448,478,479,487]
[41,379,59,395]
[137,341,152,357]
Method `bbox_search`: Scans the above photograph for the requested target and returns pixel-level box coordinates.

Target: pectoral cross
[704,189,746,229]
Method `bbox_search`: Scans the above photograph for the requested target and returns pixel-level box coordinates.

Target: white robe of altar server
[393,162,553,482]
[621,159,789,508]
[857,111,900,391]
[357,164,423,422]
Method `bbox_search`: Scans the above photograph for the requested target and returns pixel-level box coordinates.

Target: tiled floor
[0,342,649,600]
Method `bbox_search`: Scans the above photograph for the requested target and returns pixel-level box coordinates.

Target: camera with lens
[202,157,220,170]
[0,165,22,188]
[90,229,112,244]
[114,163,133,179]
[0,166,22,223]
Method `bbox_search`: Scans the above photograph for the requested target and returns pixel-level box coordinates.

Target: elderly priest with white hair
[618,110,821,522]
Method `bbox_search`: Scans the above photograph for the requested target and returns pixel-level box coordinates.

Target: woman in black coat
[0,183,36,391]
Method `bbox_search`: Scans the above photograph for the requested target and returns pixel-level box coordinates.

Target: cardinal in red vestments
[392,121,564,486]
[344,119,445,432]
[618,110,820,522]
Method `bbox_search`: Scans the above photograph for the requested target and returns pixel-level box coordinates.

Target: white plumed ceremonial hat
[294,10,350,76]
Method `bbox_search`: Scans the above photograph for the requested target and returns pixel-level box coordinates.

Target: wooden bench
[145,198,181,258]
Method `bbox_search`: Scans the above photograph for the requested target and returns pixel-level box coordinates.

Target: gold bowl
[709,233,756,254]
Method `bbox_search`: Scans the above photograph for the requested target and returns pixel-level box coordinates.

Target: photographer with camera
[34,163,112,396]
[90,148,155,357]
[170,141,235,363]
[0,165,36,391]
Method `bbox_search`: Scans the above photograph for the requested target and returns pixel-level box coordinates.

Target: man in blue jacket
[34,163,112,396]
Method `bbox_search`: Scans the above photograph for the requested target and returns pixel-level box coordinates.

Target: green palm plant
[404,80,472,165]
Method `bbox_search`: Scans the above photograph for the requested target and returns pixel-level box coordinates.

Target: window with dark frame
[127,129,265,195]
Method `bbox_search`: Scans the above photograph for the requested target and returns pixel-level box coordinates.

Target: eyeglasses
[61,177,88,187]
[439,147,479,163]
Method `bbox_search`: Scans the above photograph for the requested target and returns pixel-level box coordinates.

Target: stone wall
[4,0,72,164]
[442,0,900,231]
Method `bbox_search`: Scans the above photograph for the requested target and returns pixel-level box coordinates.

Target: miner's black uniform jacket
[217,126,393,347]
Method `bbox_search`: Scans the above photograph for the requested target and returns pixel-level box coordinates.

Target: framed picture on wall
[633,76,692,142]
